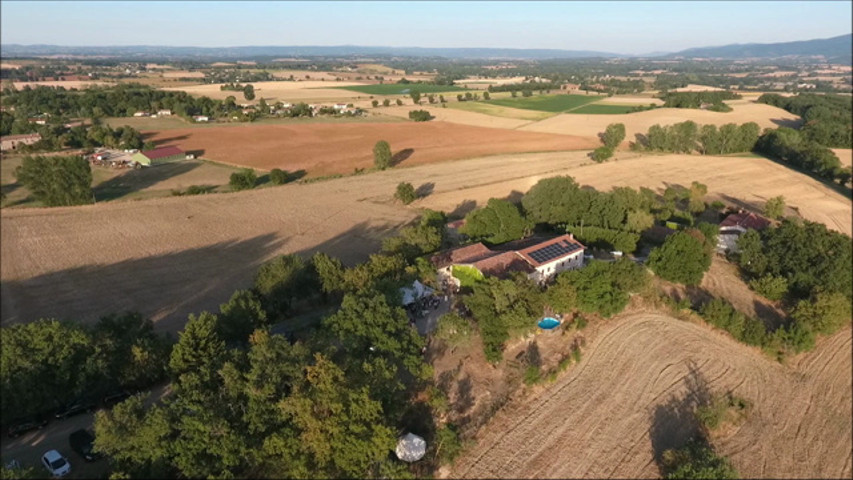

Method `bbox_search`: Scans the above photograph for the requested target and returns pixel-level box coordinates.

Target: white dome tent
[395,432,427,462]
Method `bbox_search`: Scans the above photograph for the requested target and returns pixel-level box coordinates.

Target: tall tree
[462,198,532,244]
[14,155,93,206]
[648,230,712,286]
[601,123,626,149]
[373,140,392,170]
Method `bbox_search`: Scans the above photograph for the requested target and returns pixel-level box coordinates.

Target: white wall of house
[528,251,584,284]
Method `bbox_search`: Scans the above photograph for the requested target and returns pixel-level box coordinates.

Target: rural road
[1,385,170,478]
[3,150,850,334]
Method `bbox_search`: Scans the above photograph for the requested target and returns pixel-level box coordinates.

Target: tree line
[757,93,852,148]
[659,91,741,112]
[632,120,761,155]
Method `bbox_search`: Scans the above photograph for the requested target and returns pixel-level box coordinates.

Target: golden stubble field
[2,151,850,333]
[448,313,852,479]
[161,80,371,102]
[517,100,802,142]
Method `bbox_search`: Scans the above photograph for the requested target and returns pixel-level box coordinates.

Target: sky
[1,1,850,55]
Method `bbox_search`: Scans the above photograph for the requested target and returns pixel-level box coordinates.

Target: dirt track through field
[451,314,852,479]
[2,151,849,333]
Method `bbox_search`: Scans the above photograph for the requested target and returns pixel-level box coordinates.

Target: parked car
[7,413,50,437]
[102,390,132,408]
[54,398,97,420]
[69,429,101,462]
[41,449,71,477]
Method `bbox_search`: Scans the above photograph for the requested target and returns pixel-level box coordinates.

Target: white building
[432,234,586,287]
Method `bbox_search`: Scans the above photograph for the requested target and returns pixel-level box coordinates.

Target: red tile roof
[140,146,184,160]
[431,243,494,269]
[1,133,41,141]
[720,212,770,231]
[472,251,534,277]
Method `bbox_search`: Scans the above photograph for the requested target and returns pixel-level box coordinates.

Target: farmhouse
[130,146,186,166]
[432,234,586,287]
[717,211,771,253]
[0,133,42,151]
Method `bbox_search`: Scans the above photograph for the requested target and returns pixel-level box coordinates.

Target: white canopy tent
[399,280,434,306]
[395,432,427,462]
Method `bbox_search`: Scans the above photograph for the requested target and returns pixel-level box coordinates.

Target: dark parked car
[7,414,50,437]
[55,398,97,420]
[102,390,132,408]
[69,429,101,462]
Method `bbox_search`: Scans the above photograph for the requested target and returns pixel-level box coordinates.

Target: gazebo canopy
[395,432,427,462]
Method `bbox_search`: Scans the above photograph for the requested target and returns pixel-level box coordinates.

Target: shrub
[748,275,788,301]
[523,366,541,385]
[408,110,433,122]
[229,168,257,191]
[434,312,472,348]
[373,140,392,169]
[648,230,712,286]
[435,424,464,465]
[395,182,417,204]
[269,168,289,185]
[590,146,613,163]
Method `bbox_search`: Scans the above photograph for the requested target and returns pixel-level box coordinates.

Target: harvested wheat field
[519,101,802,143]
[376,105,537,128]
[143,122,597,176]
[832,148,852,167]
[3,150,850,334]
[162,80,369,102]
[449,314,852,479]
[415,152,852,237]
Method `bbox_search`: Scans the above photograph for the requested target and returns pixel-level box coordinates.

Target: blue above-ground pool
[538,317,561,330]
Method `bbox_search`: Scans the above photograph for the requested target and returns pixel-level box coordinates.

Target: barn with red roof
[130,146,186,166]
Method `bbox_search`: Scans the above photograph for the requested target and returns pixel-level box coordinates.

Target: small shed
[395,433,426,462]
[131,146,186,166]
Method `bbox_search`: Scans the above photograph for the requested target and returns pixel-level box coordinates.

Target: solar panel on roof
[527,240,581,264]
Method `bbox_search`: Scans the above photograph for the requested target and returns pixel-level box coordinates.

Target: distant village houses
[0,133,42,151]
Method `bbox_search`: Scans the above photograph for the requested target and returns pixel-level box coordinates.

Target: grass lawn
[570,104,636,114]
[486,94,603,113]
[452,265,485,288]
[104,116,193,130]
[334,84,469,95]
[447,101,555,121]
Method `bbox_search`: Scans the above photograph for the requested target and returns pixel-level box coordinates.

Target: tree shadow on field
[1,233,286,334]
[718,193,762,214]
[503,190,525,205]
[449,199,477,220]
[525,341,541,367]
[391,148,414,167]
[141,133,190,145]
[770,117,803,129]
[648,360,712,473]
[753,299,787,332]
[416,182,434,198]
[455,374,476,413]
[93,161,201,201]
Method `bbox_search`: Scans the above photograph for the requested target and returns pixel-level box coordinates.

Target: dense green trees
[14,155,93,206]
[635,121,760,155]
[461,198,532,244]
[660,91,740,111]
[549,260,648,318]
[1,314,171,421]
[464,275,544,362]
[374,140,392,170]
[601,123,626,149]
[662,437,738,479]
[754,127,848,184]
[408,110,433,121]
[269,168,288,185]
[736,219,852,301]
[253,254,318,317]
[242,84,255,101]
[229,168,257,191]
[381,210,446,262]
[648,230,713,286]
[758,93,852,148]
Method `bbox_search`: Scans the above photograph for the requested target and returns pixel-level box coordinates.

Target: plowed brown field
[450,314,852,479]
[144,122,597,176]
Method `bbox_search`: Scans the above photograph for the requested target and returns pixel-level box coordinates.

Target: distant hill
[1,34,850,62]
[0,44,621,60]
[668,34,852,63]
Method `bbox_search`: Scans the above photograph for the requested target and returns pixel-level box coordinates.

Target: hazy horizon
[1,1,851,55]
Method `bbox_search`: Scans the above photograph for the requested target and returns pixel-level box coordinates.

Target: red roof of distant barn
[140,146,184,160]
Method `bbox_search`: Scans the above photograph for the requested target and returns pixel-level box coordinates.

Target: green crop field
[486,94,603,112]
[334,84,469,95]
[570,104,636,114]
